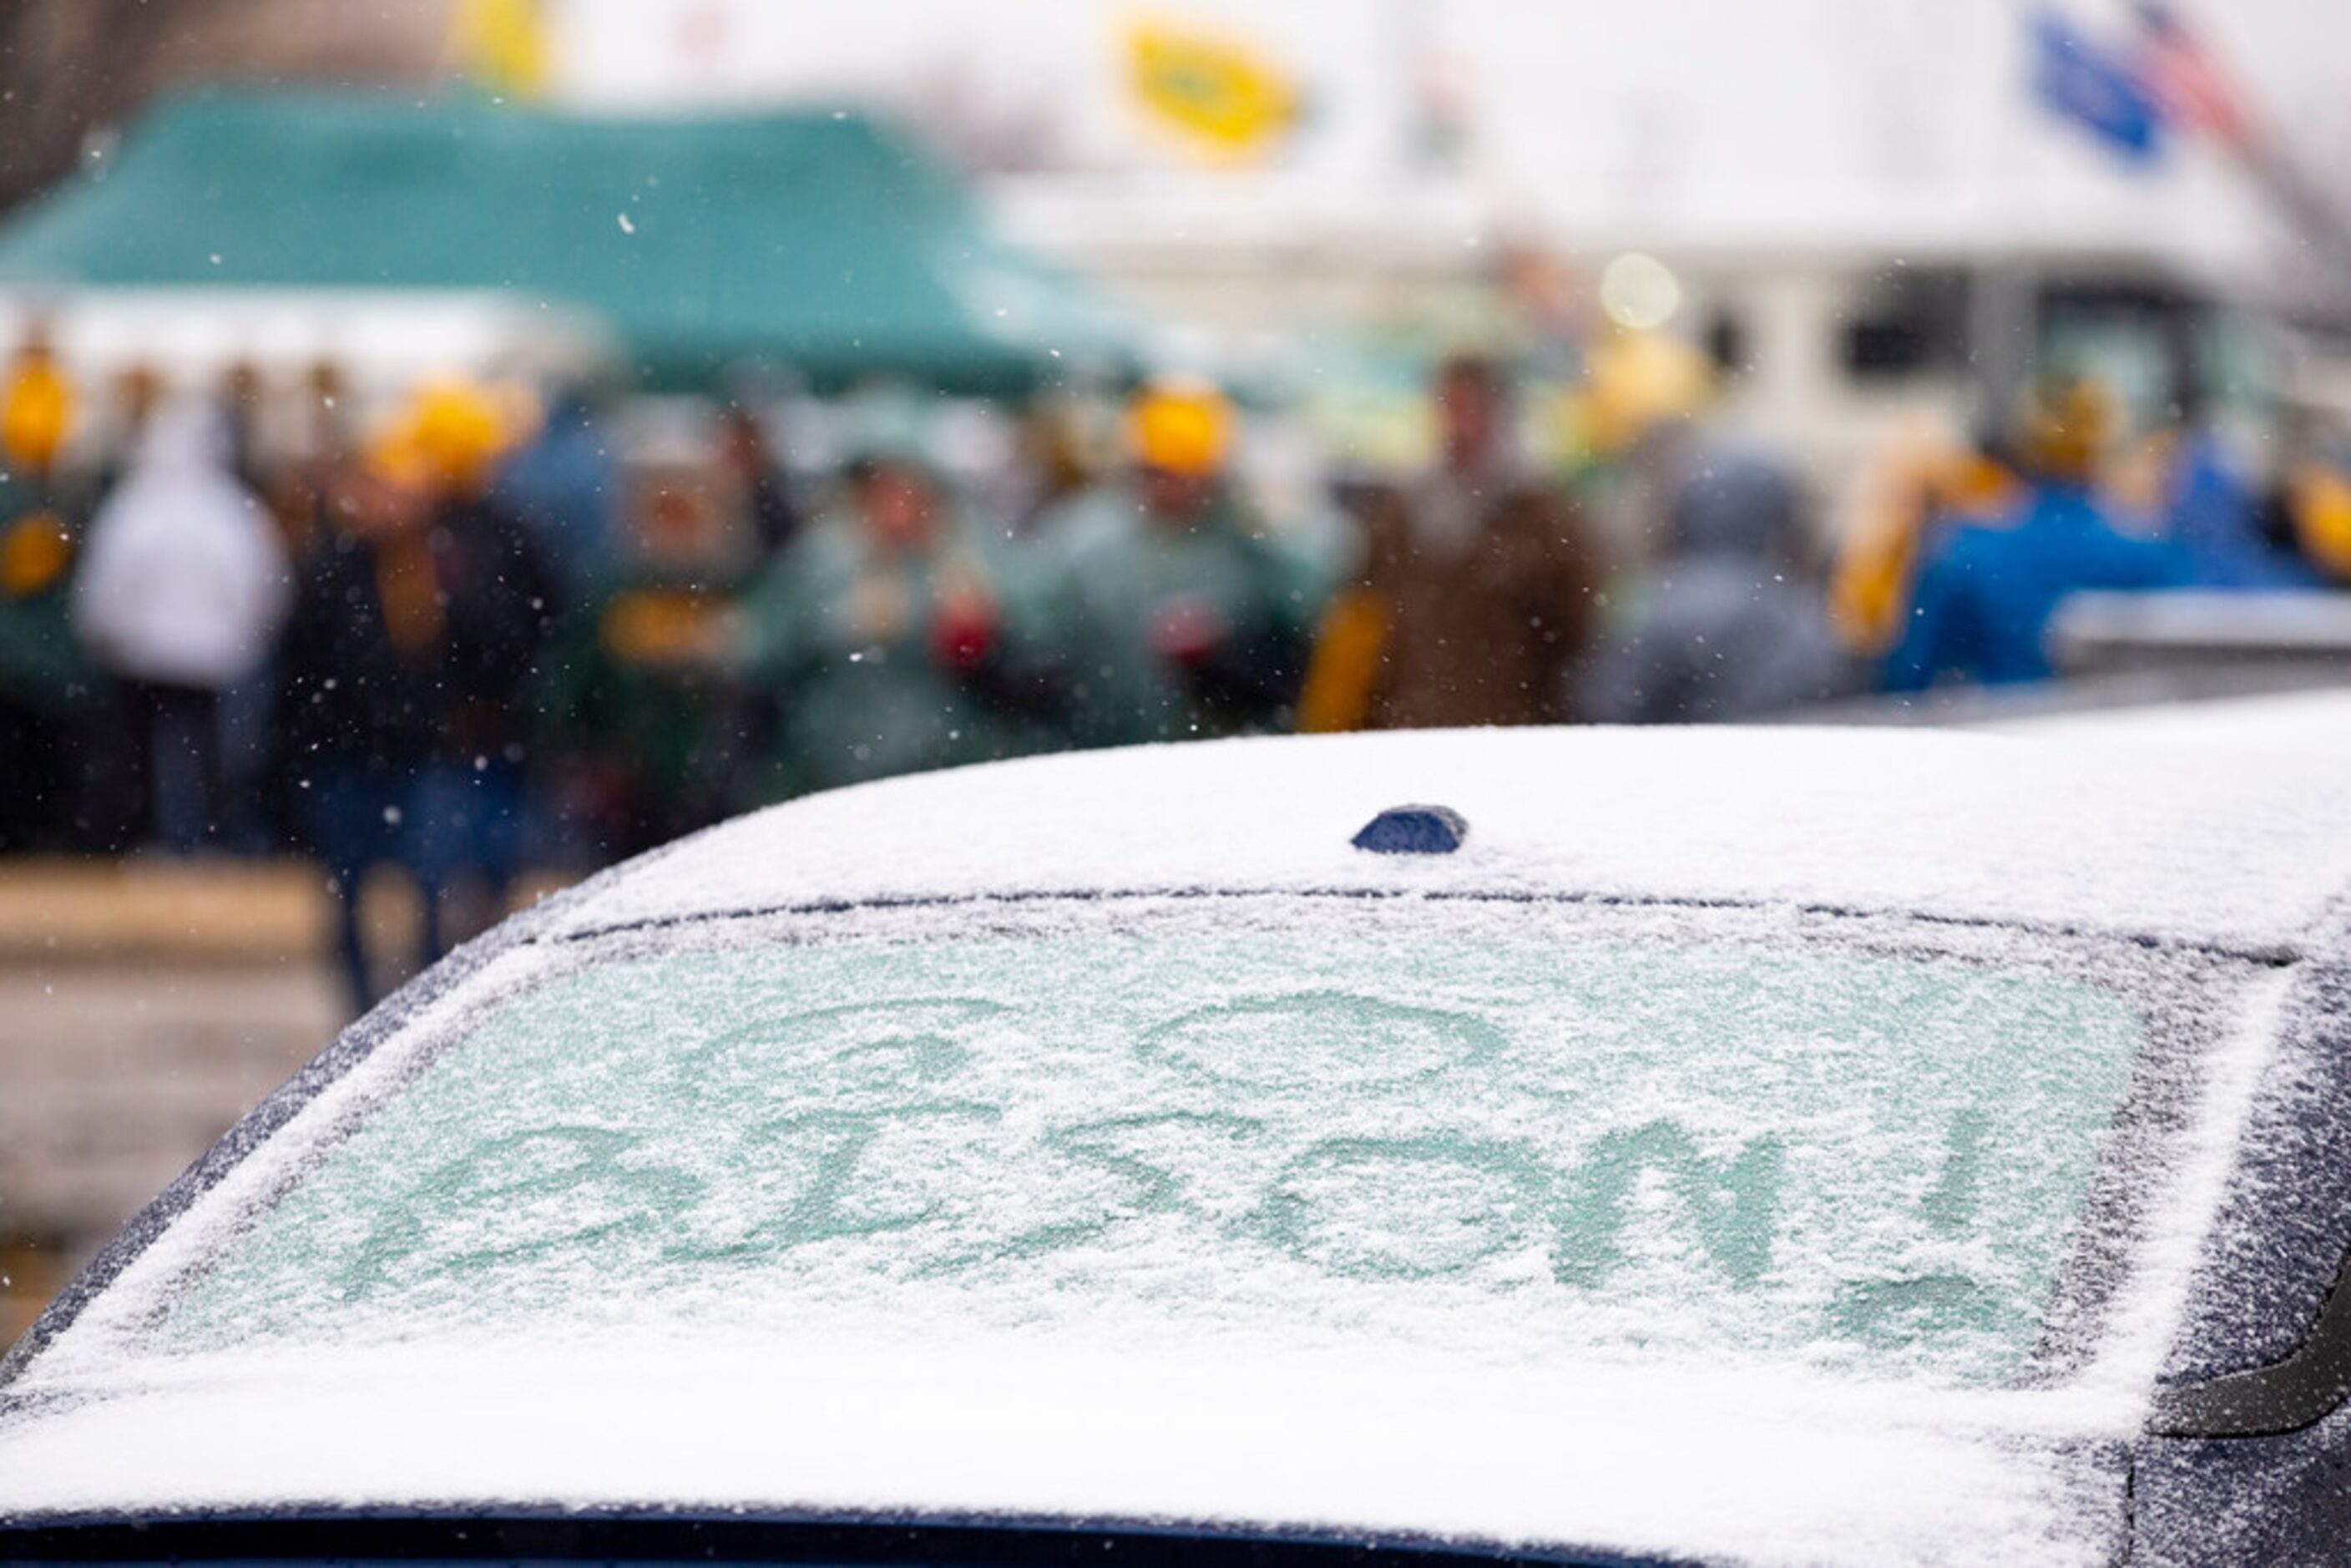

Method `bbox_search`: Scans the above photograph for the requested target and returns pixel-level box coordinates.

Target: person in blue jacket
[2153,406,2323,589]
[1886,379,2187,690]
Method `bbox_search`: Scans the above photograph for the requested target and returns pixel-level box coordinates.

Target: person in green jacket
[731,412,1054,801]
[0,337,105,852]
[537,473,756,860]
[1029,377,1324,747]
[0,479,98,851]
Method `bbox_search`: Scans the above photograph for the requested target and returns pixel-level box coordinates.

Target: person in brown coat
[1300,353,1607,731]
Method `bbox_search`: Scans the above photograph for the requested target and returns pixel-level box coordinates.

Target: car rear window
[155,898,2226,1389]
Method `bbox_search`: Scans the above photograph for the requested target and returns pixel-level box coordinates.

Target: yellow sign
[452,0,551,100]
[1125,13,1300,163]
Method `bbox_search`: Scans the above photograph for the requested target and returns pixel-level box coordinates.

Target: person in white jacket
[73,397,289,851]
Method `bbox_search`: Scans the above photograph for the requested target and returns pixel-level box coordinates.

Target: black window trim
[0,1505,1696,1567]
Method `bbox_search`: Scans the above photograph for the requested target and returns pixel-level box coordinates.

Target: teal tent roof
[0,90,1135,394]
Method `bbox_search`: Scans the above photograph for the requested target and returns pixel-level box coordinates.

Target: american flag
[2131,2,2256,156]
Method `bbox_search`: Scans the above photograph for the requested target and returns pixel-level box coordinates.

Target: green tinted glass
[169,905,2148,1386]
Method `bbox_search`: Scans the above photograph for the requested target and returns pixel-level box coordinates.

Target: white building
[544,0,2351,479]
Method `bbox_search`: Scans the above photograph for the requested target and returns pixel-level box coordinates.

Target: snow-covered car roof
[554,726,2351,956]
[5,727,2351,1566]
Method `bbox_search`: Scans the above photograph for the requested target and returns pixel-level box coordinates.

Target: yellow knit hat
[2015,377,2120,483]
[364,424,437,492]
[1127,376,1235,477]
[392,377,512,491]
[0,351,74,473]
[1566,330,1713,458]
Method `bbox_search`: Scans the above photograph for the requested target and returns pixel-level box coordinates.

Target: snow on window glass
[158,898,2205,1388]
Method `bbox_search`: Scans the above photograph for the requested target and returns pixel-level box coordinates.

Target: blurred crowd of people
[3,322,2347,1009]
[1831,376,2351,687]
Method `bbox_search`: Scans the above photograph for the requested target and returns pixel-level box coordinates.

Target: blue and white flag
[2030,8,2166,164]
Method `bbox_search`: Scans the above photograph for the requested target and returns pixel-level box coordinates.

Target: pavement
[0,857,569,1354]
[0,956,343,1351]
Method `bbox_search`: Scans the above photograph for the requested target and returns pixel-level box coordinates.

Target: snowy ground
[0,958,341,1351]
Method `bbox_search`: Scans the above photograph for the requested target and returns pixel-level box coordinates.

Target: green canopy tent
[0,89,1138,395]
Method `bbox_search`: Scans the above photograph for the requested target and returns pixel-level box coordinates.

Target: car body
[3,726,2351,1566]
[2049,592,2351,685]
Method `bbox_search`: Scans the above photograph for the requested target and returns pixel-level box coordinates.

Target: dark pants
[125,680,223,853]
[0,700,71,852]
[305,758,529,1016]
[306,764,438,1017]
[410,757,527,903]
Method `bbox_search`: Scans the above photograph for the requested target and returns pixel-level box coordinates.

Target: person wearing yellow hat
[0,498,89,850]
[1029,375,1323,746]
[1126,375,1235,492]
[1885,376,2190,690]
[273,393,559,1013]
[392,377,513,497]
[0,326,75,488]
[0,329,93,851]
[1297,352,1606,733]
[270,434,442,1009]
[0,326,79,609]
